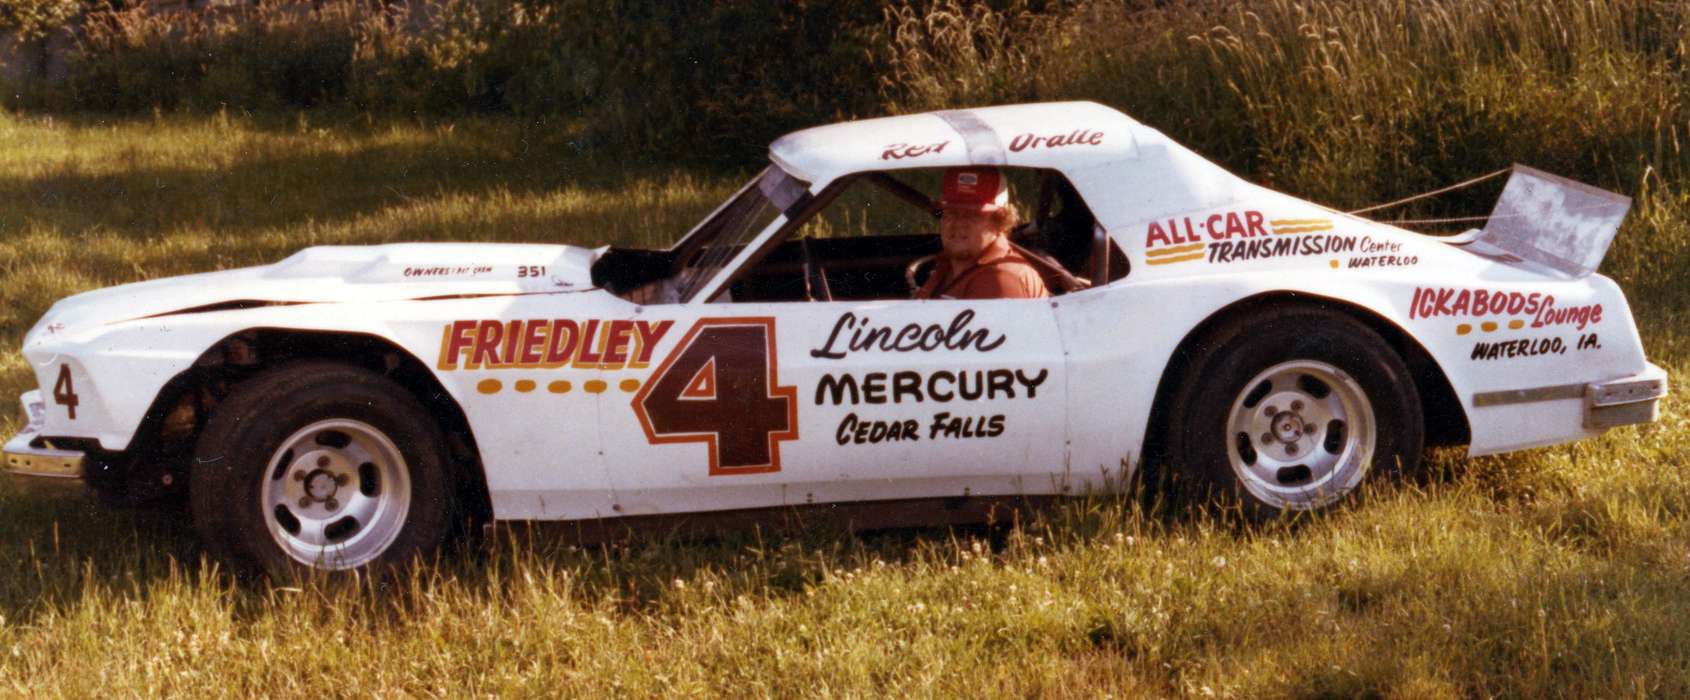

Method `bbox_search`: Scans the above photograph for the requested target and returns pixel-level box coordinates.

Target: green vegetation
[0,0,79,41]
[1,0,1689,696]
[4,0,896,161]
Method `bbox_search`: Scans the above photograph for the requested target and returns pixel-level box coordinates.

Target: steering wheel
[800,237,833,302]
[905,254,938,295]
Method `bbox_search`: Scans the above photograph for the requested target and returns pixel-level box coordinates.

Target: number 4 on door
[632,317,799,475]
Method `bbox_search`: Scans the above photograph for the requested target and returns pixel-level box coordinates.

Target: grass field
[0,107,1686,698]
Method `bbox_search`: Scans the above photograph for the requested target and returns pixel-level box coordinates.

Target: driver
[914,167,1050,300]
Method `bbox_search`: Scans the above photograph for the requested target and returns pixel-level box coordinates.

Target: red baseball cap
[941,167,1009,212]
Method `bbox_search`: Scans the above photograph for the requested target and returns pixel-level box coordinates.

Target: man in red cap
[914,167,1050,300]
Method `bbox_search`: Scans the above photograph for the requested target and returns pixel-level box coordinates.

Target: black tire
[1157,305,1423,519]
[190,361,455,576]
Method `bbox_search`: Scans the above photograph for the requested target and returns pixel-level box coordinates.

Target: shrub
[7,0,1690,193]
[21,0,902,160]
[0,0,80,41]
[60,4,365,112]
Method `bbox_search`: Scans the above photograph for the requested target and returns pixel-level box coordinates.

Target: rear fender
[1053,267,1649,484]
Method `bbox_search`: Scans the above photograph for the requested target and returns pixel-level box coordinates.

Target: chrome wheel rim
[1224,360,1376,510]
[261,419,411,570]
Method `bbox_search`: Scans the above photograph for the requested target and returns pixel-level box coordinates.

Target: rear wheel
[1158,305,1422,518]
[191,361,454,575]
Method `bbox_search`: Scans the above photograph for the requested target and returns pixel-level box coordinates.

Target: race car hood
[28,243,601,338]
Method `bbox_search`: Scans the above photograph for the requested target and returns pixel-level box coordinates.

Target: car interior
[592,167,1129,304]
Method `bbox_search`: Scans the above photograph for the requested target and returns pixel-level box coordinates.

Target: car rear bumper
[1585,362,1669,430]
[1469,362,1668,443]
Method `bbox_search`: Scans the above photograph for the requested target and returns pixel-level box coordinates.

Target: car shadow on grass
[0,480,202,623]
[456,488,1280,611]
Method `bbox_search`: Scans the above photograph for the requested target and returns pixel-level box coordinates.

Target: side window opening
[1023,174,1098,275]
[608,165,1122,304]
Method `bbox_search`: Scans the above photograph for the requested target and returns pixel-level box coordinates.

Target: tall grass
[0,104,1685,700]
[0,1,1688,695]
[882,0,1690,214]
[2,445,1689,695]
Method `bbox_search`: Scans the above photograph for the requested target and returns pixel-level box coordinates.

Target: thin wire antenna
[1388,202,1627,226]
[1347,167,1513,215]
[1385,214,1494,225]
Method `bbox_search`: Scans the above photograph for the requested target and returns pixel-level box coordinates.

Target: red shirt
[915,244,1050,300]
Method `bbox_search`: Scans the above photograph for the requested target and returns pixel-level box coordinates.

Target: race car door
[595,165,1068,516]
[602,295,1069,516]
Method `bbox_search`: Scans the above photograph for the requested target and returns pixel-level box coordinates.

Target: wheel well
[129,328,493,523]
[1142,292,1470,468]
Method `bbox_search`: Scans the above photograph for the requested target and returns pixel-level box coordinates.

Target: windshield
[674,166,809,301]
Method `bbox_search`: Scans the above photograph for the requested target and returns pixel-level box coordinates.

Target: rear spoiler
[1452,165,1631,278]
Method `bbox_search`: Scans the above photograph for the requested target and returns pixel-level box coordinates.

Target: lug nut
[316,456,330,468]
[1265,405,1278,415]
[1291,400,1303,411]
[334,474,350,486]
[298,497,312,508]
[293,471,306,482]
[1286,444,1299,455]
[325,498,339,510]
[1261,432,1275,445]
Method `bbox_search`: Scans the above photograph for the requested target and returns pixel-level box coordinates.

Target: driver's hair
[988,202,1021,234]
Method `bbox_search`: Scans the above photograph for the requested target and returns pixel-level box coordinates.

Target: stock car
[3,101,1668,573]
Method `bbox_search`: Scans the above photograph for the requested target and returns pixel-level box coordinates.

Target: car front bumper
[4,431,84,480]
[3,390,84,481]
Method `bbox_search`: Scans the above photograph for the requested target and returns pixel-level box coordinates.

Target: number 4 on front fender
[631,317,799,475]
[53,364,79,420]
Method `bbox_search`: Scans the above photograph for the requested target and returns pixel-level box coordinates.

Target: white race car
[4,102,1667,573]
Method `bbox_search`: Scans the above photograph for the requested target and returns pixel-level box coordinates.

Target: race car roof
[768,101,1271,245]
[768,101,1162,184]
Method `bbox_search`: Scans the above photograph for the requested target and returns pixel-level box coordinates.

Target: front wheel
[1157,305,1423,519]
[190,361,455,575]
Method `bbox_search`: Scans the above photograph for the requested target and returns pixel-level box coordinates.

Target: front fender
[21,320,218,450]
[18,291,618,451]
